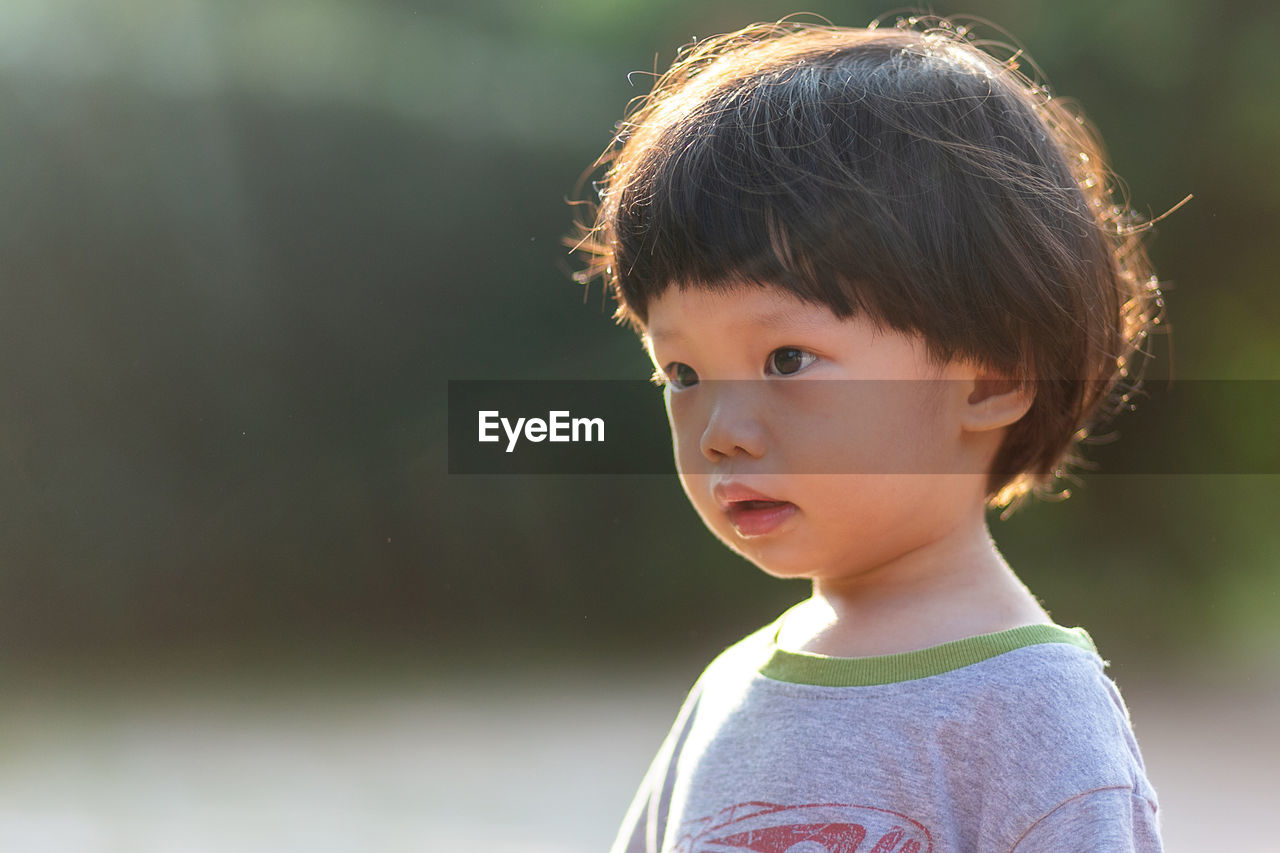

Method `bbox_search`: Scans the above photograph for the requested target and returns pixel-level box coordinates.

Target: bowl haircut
[569,18,1164,515]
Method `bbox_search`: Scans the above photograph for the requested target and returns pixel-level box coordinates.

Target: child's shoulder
[904,634,1154,804]
[953,633,1134,736]
[943,636,1134,739]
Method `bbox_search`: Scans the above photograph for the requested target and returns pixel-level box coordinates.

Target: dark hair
[567,17,1167,515]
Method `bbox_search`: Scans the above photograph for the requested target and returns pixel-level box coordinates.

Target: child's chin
[753,563,817,582]
[719,538,814,581]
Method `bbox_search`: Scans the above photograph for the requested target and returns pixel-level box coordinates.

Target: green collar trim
[759,624,1097,687]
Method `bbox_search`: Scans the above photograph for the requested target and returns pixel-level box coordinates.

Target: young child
[570,17,1164,853]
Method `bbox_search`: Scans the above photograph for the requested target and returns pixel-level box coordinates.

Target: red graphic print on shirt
[674,801,933,853]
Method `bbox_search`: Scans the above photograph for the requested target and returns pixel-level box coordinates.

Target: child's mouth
[726,500,797,537]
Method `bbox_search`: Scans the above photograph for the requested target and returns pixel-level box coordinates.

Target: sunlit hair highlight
[567,16,1168,516]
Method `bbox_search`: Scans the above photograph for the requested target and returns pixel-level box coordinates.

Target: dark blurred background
[1,0,1277,679]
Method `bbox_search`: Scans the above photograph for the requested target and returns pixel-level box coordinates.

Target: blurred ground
[0,664,1273,852]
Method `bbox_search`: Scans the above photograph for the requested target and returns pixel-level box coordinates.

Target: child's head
[570,17,1163,515]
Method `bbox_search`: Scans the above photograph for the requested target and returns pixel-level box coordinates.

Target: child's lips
[724,499,797,536]
[713,483,796,537]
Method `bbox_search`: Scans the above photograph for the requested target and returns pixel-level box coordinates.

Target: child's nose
[698,383,767,462]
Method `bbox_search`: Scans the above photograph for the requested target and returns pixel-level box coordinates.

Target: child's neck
[776,517,1051,658]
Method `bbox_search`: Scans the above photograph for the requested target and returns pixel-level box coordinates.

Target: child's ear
[960,372,1035,432]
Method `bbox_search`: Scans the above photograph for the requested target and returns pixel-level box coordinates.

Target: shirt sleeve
[608,683,704,853]
[1011,786,1162,853]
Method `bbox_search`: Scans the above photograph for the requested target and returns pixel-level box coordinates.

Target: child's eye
[663,362,699,389]
[767,347,816,376]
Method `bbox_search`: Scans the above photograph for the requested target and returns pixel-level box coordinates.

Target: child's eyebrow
[645,328,682,344]
[647,309,827,344]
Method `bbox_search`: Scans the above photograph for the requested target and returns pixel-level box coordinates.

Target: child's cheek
[778,379,954,475]
[663,390,702,474]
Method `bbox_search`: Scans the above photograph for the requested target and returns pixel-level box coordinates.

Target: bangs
[610,53,902,321]
[611,39,919,325]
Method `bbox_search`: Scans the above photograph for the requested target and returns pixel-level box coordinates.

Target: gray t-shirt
[611,617,1161,853]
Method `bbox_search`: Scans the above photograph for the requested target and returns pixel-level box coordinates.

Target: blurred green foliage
[0,0,1276,668]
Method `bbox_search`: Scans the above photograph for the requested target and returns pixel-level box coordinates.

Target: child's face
[644,285,993,589]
